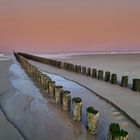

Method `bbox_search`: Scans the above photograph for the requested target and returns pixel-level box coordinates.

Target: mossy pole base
[105,71,111,82]
[133,79,140,92]
[86,107,99,135]
[72,97,82,121]
[107,123,128,140]
[111,74,117,84]
[92,69,97,78]
[55,86,63,104]
[121,76,128,87]
[62,91,71,111]
[97,70,103,80]
[49,81,55,98]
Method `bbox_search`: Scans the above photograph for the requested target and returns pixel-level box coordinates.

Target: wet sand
[1,53,140,140]
[28,53,140,128]
[0,58,24,140]
[1,55,103,140]
[45,72,140,139]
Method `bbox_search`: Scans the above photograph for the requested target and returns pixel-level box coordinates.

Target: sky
[0,0,140,53]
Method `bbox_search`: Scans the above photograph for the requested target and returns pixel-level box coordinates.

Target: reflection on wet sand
[3,61,140,140]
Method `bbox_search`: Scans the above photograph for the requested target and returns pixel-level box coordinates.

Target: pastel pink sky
[0,0,140,53]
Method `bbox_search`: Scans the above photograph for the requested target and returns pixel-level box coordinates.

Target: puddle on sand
[44,72,140,140]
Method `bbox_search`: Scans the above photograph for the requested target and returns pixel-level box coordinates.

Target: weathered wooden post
[55,86,63,104]
[107,123,128,140]
[132,79,140,92]
[38,71,42,84]
[36,70,41,83]
[121,76,128,87]
[42,74,48,88]
[43,75,49,89]
[28,65,32,76]
[30,65,34,77]
[45,77,52,93]
[72,97,82,121]
[111,74,117,84]
[87,68,91,76]
[92,69,97,78]
[74,65,78,73]
[72,64,75,72]
[98,70,103,80]
[67,63,69,70]
[59,61,62,69]
[40,73,45,86]
[105,71,111,82]
[82,66,86,75]
[49,81,56,98]
[77,65,81,74]
[68,63,71,71]
[32,67,37,79]
[62,90,71,111]
[30,66,35,78]
[86,107,99,135]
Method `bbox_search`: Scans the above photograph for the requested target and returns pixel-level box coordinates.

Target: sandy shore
[29,53,140,127]
[0,58,24,140]
[1,53,140,140]
[1,55,102,140]
[56,53,140,86]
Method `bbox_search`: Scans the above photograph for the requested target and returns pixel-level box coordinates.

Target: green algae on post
[121,76,128,87]
[55,86,63,104]
[111,74,117,84]
[133,79,140,92]
[97,70,103,80]
[105,71,111,82]
[49,81,56,98]
[92,69,97,78]
[72,97,82,121]
[107,123,128,140]
[62,90,71,111]
[86,107,99,135]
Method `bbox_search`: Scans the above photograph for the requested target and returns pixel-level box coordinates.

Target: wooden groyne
[18,52,140,92]
[14,52,104,136]
[14,52,131,138]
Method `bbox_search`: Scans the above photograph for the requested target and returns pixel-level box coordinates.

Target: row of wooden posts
[18,52,140,92]
[14,52,128,139]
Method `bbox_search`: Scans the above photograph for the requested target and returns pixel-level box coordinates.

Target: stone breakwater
[18,52,140,92]
[14,52,129,139]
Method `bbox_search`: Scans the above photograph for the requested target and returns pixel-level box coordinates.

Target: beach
[0,53,140,140]
[29,52,140,138]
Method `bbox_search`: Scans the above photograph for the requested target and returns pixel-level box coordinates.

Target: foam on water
[0,54,11,61]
